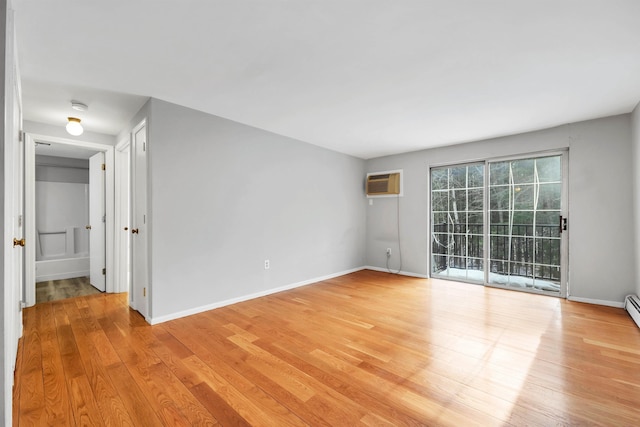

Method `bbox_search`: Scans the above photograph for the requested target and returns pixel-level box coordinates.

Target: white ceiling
[13,0,640,159]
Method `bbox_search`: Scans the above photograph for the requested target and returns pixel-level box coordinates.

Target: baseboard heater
[625,295,640,329]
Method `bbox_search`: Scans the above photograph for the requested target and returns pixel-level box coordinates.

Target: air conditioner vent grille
[368,181,391,194]
[366,172,401,196]
[369,174,391,180]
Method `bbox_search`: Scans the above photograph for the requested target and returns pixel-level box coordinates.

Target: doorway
[32,150,104,302]
[430,152,568,297]
[24,134,116,306]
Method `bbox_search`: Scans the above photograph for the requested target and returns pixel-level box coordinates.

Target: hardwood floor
[13,270,640,426]
[36,277,102,304]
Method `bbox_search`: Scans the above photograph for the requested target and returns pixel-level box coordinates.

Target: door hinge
[101,163,106,171]
[143,142,146,152]
[143,287,146,297]
[19,130,24,142]
[102,268,106,275]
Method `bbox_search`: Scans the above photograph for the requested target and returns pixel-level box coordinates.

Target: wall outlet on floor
[264,259,270,270]
[386,248,391,257]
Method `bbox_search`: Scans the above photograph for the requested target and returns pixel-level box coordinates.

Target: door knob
[13,238,25,247]
[131,228,139,234]
[559,215,567,234]
[124,227,128,231]
[86,225,92,230]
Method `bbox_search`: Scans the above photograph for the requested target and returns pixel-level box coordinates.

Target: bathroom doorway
[24,133,116,306]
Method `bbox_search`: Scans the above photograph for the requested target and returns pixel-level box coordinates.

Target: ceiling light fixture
[66,117,83,136]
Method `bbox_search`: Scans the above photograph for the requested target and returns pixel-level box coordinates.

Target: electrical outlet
[386,248,392,257]
[264,259,270,270]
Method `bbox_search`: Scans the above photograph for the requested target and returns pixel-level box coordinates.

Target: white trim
[149,267,366,325]
[24,133,35,306]
[364,266,428,279]
[30,133,113,152]
[567,296,624,308]
[114,136,131,294]
[366,168,404,197]
[104,148,115,293]
[427,147,570,170]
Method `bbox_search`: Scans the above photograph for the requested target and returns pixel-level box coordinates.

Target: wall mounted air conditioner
[625,294,640,329]
[366,170,402,196]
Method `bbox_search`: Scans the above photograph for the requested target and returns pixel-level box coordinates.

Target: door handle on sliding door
[559,215,567,233]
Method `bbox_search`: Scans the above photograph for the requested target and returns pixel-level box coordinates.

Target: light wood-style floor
[36,277,102,304]
[13,270,640,426]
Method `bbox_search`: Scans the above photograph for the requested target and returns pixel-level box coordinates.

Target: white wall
[366,114,634,305]
[632,103,640,297]
[142,98,366,321]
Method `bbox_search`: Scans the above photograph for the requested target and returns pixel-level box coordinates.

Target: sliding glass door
[431,163,485,282]
[430,153,567,297]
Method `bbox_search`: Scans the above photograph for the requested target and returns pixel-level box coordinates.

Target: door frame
[114,135,131,294]
[24,133,115,306]
[483,150,569,298]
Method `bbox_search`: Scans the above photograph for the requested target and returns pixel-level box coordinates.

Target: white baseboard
[149,266,366,325]
[364,265,428,279]
[567,296,624,308]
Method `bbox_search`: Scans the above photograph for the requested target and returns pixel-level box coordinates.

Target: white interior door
[4,7,24,421]
[131,120,149,318]
[7,74,24,359]
[89,152,106,291]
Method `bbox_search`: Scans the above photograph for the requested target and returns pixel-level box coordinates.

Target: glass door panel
[487,155,563,294]
[431,163,484,282]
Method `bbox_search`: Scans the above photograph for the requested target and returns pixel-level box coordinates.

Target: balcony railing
[432,223,560,281]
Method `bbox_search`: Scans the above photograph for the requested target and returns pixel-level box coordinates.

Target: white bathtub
[36,256,90,282]
[36,226,90,282]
